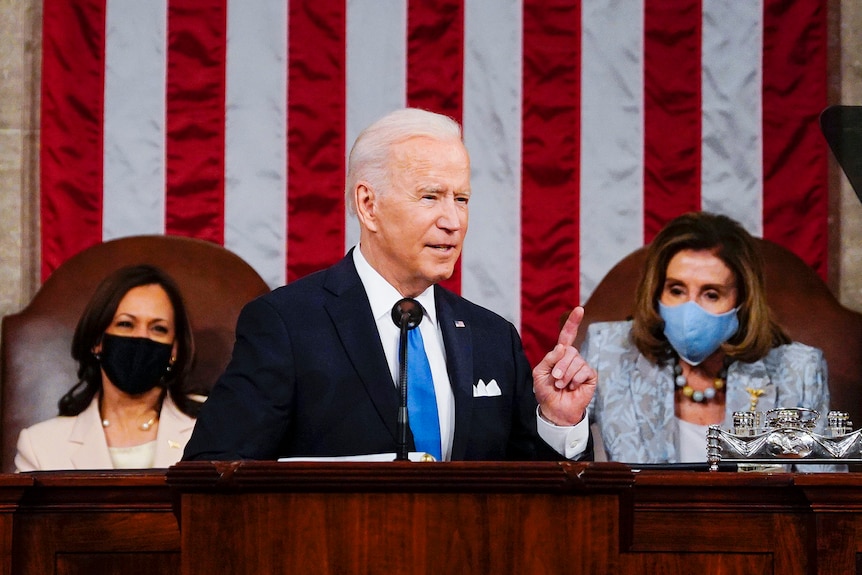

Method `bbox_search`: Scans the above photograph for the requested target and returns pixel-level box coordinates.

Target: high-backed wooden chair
[0,235,271,472]
[574,238,862,428]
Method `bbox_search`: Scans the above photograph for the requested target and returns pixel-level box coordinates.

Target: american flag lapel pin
[454,320,466,328]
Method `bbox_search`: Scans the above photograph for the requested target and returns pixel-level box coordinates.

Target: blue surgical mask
[658,301,739,365]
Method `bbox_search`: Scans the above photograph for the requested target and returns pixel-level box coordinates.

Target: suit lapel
[153,396,195,467]
[323,253,401,443]
[69,398,114,469]
[633,355,679,462]
[436,287,474,460]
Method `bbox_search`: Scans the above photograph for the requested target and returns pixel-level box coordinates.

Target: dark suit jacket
[183,251,565,461]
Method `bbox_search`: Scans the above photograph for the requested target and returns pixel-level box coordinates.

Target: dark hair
[631,211,789,363]
[59,264,200,418]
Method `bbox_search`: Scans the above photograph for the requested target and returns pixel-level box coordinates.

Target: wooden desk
[0,474,31,575]
[794,473,862,573]
[167,460,634,574]
[11,471,179,575]
[165,461,862,575]
[629,470,812,573]
[0,465,861,574]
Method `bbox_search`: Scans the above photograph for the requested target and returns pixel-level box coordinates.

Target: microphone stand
[396,313,410,461]
[391,298,423,461]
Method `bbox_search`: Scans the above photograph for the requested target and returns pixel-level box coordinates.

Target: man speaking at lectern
[183,108,595,462]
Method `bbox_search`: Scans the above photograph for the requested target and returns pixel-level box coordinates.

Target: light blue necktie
[405,327,442,460]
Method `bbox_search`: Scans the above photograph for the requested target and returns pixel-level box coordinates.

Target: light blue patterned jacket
[582,320,830,464]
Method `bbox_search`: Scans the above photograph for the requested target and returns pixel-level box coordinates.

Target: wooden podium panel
[166,461,861,575]
[168,461,634,575]
[180,490,623,573]
[12,471,180,575]
[627,471,812,574]
[0,464,857,573]
[0,474,32,575]
[0,468,862,575]
[793,473,862,573]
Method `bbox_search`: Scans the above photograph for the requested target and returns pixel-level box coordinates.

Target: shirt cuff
[536,407,590,459]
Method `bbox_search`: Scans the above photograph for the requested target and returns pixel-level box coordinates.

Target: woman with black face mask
[14,265,200,471]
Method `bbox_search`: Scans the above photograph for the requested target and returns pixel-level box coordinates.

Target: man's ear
[354,182,379,232]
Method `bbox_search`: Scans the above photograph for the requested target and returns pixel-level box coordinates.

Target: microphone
[391,298,424,461]
[391,297,424,330]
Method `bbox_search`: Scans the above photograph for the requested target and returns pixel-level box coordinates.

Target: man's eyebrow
[417,184,445,194]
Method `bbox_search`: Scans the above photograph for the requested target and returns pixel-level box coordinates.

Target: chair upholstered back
[575,238,862,428]
[0,235,271,472]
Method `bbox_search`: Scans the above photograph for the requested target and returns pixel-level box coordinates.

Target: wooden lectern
[0,465,857,573]
[167,461,633,574]
[166,461,862,575]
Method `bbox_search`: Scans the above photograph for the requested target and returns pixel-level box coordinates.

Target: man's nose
[437,197,462,230]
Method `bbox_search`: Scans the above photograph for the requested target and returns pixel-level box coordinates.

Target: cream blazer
[14,393,196,471]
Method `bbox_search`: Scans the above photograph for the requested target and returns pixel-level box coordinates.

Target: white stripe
[102,0,167,239]
[461,0,523,328]
[345,0,407,250]
[224,0,288,289]
[701,0,764,236]
[580,0,645,303]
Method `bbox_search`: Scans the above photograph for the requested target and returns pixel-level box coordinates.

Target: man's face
[359,136,471,297]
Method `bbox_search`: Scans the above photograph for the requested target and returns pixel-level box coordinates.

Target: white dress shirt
[353,246,589,461]
[353,246,456,460]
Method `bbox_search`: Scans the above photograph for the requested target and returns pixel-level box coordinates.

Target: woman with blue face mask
[14,265,201,471]
[581,212,831,464]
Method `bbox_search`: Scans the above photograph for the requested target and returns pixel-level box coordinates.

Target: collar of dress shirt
[352,245,438,328]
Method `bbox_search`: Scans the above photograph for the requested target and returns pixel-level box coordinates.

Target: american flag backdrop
[40,0,829,364]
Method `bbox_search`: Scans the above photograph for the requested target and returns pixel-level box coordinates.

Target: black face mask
[98,334,173,395]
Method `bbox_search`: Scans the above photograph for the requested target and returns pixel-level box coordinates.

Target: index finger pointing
[558,306,585,348]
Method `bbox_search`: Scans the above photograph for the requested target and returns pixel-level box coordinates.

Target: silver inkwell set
[707,407,861,471]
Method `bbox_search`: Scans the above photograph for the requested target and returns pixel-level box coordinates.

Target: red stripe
[762,0,829,279]
[165,0,227,244]
[406,0,464,294]
[521,0,580,366]
[39,0,107,280]
[286,0,347,282]
[643,0,702,242]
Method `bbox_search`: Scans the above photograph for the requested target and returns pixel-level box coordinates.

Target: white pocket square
[474,378,502,397]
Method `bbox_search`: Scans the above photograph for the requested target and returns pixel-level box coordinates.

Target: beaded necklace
[672,356,728,403]
[101,413,158,431]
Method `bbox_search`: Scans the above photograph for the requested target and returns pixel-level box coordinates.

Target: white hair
[345,108,463,214]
